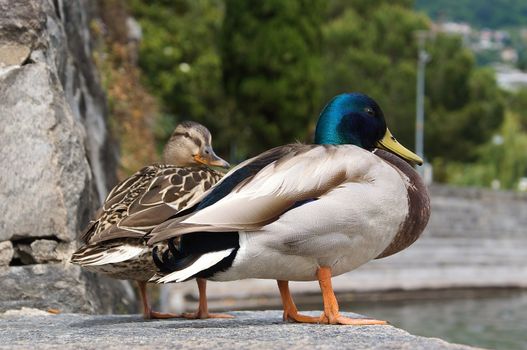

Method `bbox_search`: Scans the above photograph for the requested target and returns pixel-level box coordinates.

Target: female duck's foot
[316,267,388,326]
[138,281,180,320]
[317,313,387,325]
[145,310,181,319]
[181,278,234,319]
[181,311,234,319]
[282,309,320,323]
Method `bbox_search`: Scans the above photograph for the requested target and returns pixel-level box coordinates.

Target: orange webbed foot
[282,309,320,323]
[318,312,388,325]
[181,311,234,319]
[144,310,181,319]
[315,267,390,326]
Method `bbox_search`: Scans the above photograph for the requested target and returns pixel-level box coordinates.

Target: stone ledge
[0,311,479,350]
[0,264,135,314]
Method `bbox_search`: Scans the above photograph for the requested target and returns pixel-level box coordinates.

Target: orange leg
[277,280,320,323]
[137,281,180,319]
[316,267,387,325]
[182,278,233,319]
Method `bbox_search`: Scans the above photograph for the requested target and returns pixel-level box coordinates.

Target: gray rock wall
[0,0,133,313]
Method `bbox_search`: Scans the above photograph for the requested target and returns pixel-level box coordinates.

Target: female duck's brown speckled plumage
[71,121,230,319]
[73,164,223,280]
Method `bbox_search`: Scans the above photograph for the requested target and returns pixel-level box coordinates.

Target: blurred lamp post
[415,30,430,179]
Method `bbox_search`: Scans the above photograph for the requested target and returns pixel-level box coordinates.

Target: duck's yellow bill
[376,129,423,166]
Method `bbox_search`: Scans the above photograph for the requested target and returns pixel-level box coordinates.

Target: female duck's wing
[83,165,223,244]
[111,146,296,241]
[149,144,379,244]
[80,165,160,244]
[119,144,303,240]
[116,166,222,232]
[79,166,152,243]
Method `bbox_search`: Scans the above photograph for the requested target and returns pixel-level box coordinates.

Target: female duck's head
[315,93,423,165]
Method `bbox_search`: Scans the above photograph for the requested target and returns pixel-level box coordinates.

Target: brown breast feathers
[373,149,431,259]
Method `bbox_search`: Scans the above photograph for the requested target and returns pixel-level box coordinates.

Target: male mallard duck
[147,93,430,325]
[71,121,231,319]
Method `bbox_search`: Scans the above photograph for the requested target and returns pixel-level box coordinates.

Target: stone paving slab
[0,310,481,350]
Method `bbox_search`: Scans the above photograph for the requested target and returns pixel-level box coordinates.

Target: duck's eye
[364,107,375,116]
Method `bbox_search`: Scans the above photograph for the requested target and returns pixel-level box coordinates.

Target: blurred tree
[94,0,158,178]
[426,38,504,162]
[125,0,510,187]
[442,111,527,190]
[323,0,504,164]
[129,0,232,157]
[323,1,427,150]
[508,88,527,129]
[222,0,325,158]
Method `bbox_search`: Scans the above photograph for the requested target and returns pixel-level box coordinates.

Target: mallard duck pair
[74,93,430,325]
[146,92,430,325]
[71,121,231,319]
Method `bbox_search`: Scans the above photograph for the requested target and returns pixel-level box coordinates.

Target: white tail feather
[75,245,146,266]
[157,248,234,283]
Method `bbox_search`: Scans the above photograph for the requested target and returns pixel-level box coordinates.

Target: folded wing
[149,144,378,244]
[83,165,222,244]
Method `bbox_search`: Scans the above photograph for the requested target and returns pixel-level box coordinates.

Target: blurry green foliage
[94,0,158,178]
[323,1,428,151]
[425,38,504,162]
[509,88,527,130]
[129,0,233,157]
[125,0,518,189]
[323,1,504,163]
[439,111,527,189]
[221,0,325,158]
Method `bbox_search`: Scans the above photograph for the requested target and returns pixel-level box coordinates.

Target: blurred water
[344,291,527,350]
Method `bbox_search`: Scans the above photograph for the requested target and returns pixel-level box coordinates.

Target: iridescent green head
[315,93,423,165]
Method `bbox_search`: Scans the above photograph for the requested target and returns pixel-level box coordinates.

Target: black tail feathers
[152,239,199,273]
[152,232,240,279]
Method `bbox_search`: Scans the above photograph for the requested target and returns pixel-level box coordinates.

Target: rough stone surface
[0,241,14,266]
[0,0,45,47]
[0,311,479,350]
[28,239,59,262]
[15,239,73,264]
[0,0,115,244]
[0,0,128,313]
[0,62,89,242]
[0,264,135,314]
[0,43,30,67]
[2,307,52,316]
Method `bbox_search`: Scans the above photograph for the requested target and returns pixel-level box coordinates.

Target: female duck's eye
[364,107,375,116]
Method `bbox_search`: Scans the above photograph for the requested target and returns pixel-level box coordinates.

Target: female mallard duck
[147,93,430,325]
[71,121,232,319]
